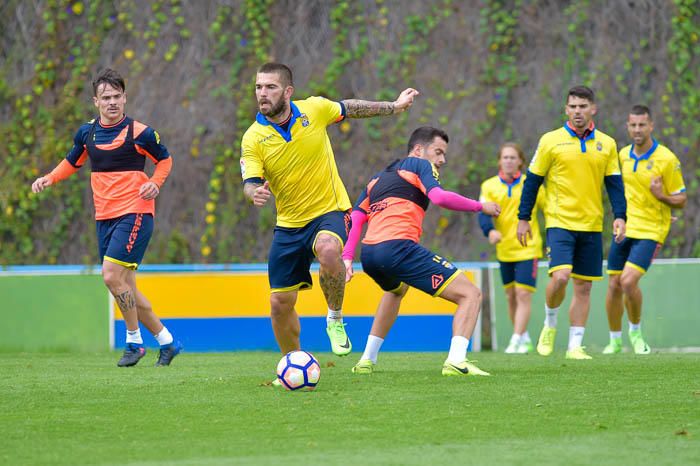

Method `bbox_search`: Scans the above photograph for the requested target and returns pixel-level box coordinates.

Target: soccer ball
[276,350,321,391]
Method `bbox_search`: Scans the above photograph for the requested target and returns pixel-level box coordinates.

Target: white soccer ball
[276,350,321,391]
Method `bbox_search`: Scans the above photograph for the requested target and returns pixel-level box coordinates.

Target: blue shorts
[499,259,538,291]
[607,237,660,275]
[546,227,603,280]
[96,213,153,270]
[268,211,350,292]
[360,239,461,297]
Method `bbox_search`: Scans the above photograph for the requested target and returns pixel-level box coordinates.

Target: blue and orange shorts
[96,213,153,270]
[268,210,350,292]
[360,239,461,297]
[499,259,538,292]
[546,227,603,280]
[607,237,660,275]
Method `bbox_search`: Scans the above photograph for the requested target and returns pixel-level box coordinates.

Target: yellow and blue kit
[479,171,545,290]
[519,122,626,232]
[240,97,351,228]
[618,139,685,243]
[607,139,685,275]
[518,123,626,280]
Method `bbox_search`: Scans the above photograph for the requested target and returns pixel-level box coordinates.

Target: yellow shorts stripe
[514,283,537,292]
[104,256,138,270]
[434,269,462,297]
[548,264,572,275]
[625,262,647,275]
[570,272,603,281]
[271,282,312,293]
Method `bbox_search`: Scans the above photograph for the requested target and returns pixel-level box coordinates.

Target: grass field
[1,351,698,465]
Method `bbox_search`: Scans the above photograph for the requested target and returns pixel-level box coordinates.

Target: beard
[259,97,287,119]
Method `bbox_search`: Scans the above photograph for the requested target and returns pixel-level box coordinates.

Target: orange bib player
[31,68,182,367]
[343,127,500,377]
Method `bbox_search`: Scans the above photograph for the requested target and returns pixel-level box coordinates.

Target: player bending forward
[343,127,500,376]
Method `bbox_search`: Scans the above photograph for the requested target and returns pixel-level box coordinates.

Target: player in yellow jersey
[241,63,418,365]
[517,86,627,360]
[479,143,545,354]
[603,105,687,355]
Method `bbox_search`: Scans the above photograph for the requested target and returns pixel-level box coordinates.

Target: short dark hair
[257,62,294,87]
[407,127,449,154]
[631,104,652,119]
[567,85,595,103]
[92,68,125,96]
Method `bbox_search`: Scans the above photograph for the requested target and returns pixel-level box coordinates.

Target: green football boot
[602,337,622,354]
[351,359,375,374]
[536,326,557,356]
[442,359,491,376]
[629,330,651,355]
[326,321,352,356]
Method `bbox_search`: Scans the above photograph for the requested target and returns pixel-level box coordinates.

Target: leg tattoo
[320,264,345,311]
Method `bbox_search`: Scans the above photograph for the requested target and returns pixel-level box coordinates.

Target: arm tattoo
[115,290,136,312]
[342,99,395,118]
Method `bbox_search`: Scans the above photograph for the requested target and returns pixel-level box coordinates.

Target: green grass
[1,352,698,465]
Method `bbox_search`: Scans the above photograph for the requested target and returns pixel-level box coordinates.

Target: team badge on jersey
[646,160,654,170]
[596,142,603,151]
[300,114,310,127]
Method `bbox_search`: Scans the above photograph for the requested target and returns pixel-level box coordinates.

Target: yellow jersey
[480,172,545,261]
[240,97,351,228]
[619,140,686,243]
[529,124,620,232]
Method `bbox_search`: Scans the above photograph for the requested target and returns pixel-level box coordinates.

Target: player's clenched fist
[252,181,272,207]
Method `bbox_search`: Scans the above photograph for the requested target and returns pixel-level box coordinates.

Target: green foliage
[1,0,698,264]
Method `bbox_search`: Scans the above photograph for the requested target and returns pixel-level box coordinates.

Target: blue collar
[255,102,301,142]
[630,138,658,161]
[498,172,522,198]
[563,122,596,153]
[630,138,659,172]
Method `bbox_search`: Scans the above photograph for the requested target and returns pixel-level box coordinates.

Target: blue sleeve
[416,158,441,193]
[135,127,171,161]
[604,174,627,220]
[352,186,369,213]
[65,125,90,167]
[478,212,495,237]
[518,170,545,220]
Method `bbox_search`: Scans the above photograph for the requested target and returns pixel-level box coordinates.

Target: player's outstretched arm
[342,210,368,282]
[342,88,419,118]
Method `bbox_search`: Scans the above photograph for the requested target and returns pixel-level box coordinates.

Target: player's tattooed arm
[342,99,395,118]
[342,87,419,118]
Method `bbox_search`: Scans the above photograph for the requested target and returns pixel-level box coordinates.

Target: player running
[31,68,182,367]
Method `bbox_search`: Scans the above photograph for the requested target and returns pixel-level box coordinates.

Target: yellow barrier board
[115,270,478,319]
